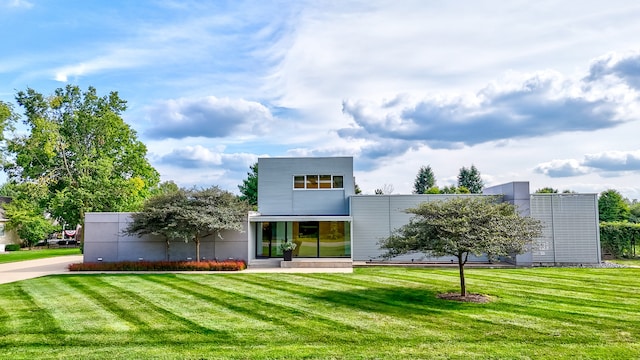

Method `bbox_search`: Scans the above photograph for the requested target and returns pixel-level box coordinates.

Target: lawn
[0,267,639,359]
[608,258,640,267]
[0,248,81,264]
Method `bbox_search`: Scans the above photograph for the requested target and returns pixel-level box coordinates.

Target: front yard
[0,267,638,359]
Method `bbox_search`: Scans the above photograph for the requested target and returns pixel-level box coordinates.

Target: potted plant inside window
[279,241,297,261]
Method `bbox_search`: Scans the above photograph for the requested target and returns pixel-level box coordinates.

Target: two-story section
[249,157,354,260]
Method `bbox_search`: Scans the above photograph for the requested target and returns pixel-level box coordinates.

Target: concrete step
[280,258,353,268]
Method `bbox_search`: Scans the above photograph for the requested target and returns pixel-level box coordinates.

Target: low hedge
[4,244,21,252]
[68,259,247,272]
[600,222,640,258]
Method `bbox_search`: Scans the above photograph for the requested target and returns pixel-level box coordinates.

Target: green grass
[608,258,640,267]
[0,248,81,264]
[0,267,639,359]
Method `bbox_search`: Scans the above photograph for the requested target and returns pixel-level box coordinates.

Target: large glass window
[294,176,305,189]
[256,222,292,257]
[256,221,350,258]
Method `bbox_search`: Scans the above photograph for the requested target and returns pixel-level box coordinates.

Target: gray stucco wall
[83,212,249,263]
[258,157,354,216]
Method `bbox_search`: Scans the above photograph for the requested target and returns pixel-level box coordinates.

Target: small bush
[5,244,21,252]
[68,259,247,272]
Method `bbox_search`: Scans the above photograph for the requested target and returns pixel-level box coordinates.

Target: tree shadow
[311,286,479,317]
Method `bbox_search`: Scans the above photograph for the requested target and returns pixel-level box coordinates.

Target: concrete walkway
[0,255,84,285]
[0,256,352,285]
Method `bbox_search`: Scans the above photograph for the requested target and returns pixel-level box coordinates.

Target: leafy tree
[379,197,542,297]
[150,181,179,197]
[126,187,250,261]
[535,187,558,193]
[629,202,640,223]
[598,189,630,222]
[354,183,362,194]
[0,101,17,141]
[441,185,470,194]
[124,190,188,260]
[238,163,258,206]
[457,165,484,193]
[413,165,436,194]
[2,85,160,227]
[425,186,441,194]
[3,183,56,248]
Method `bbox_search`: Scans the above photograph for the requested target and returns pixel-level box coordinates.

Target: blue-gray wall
[83,213,249,263]
[258,157,354,216]
[350,194,491,262]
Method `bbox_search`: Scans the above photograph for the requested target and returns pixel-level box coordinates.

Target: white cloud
[534,159,591,178]
[145,96,274,139]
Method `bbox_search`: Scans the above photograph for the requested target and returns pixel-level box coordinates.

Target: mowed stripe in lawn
[0,268,639,359]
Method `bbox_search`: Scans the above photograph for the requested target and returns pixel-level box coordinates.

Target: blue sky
[2,0,640,199]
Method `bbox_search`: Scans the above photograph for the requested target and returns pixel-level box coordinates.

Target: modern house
[84,156,602,266]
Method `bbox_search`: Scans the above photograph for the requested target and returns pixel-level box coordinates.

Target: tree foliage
[2,85,160,227]
[457,165,484,194]
[413,165,436,194]
[629,202,640,223]
[238,163,258,206]
[126,187,250,261]
[535,187,558,194]
[598,189,630,222]
[599,221,640,258]
[3,183,56,248]
[379,197,542,296]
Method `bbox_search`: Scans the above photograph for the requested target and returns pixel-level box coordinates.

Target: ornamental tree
[379,197,542,297]
[126,187,250,261]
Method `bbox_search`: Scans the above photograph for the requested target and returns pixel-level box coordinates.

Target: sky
[2,0,640,199]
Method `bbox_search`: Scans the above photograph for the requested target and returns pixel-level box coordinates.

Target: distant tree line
[411,164,484,195]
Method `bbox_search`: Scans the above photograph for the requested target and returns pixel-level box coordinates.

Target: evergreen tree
[413,165,436,194]
[238,163,258,206]
[457,165,484,194]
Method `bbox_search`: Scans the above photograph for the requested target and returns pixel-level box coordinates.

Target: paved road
[0,255,84,285]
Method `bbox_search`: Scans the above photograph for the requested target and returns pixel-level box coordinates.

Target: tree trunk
[195,234,200,262]
[458,252,466,297]
[212,231,217,261]
[166,240,170,261]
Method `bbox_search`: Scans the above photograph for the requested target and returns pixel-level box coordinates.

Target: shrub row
[4,244,21,252]
[600,222,640,258]
[68,259,247,271]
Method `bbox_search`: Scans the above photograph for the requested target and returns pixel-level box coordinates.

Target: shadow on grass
[311,285,477,316]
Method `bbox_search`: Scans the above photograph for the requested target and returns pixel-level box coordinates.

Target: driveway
[0,255,83,285]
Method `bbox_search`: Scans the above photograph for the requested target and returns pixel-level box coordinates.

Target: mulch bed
[437,293,493,303]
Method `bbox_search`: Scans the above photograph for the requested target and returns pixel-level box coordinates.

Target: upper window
[294,175,344,189]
